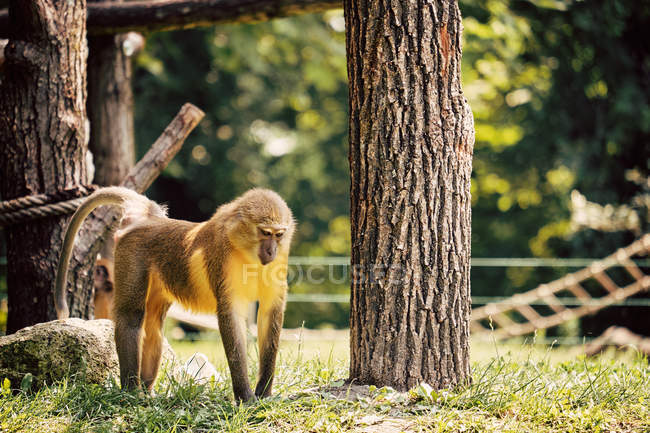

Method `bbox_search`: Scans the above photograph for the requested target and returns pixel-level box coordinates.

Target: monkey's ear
[286,217,297,237]
[225,210,244,236]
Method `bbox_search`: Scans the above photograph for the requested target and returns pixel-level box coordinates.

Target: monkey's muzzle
[259,238,278,265]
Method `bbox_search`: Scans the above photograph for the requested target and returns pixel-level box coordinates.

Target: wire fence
[2,255,650,308]
[3,256,649,268]
[284,293,650,306]
[2,254,649,345]
[288,256,650,268]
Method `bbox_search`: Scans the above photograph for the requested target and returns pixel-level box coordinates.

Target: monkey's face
[226,188,295,265]
[94,258,114,293]
[257,226,286,265]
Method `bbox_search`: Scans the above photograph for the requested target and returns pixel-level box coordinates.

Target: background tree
[516,0,650,335]
[464,0,650,336]
[0,1,203,331]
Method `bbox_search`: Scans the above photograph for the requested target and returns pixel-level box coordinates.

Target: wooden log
[0,39,6,72]
[124,104,204,191]
[64,103,204,317]
[0,0,342,37]
[584,326,650,356]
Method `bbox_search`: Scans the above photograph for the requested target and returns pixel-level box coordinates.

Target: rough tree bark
[346,0,475,390]
[0,0,89,333]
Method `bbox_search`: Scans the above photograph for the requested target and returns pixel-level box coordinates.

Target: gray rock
[0,318,176,390]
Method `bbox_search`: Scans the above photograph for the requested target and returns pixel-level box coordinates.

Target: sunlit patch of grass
[169,329,349,370]
[426,352,650,432]
[1,334,648,432]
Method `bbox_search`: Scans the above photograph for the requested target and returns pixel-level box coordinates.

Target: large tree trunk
[346,0,475,390]
[0,0,89,333]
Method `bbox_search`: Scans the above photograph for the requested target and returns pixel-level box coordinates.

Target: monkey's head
[93,258,114,293]
[226,189,295,265]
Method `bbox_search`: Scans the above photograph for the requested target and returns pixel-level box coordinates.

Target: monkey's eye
[275,232,284,239]
[260,228,273,237]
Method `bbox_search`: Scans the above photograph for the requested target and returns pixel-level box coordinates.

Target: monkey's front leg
[217,300,254,402]
[255,297,285,398]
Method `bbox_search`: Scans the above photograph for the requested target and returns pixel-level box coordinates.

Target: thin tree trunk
[346,0,474,390]
[88,0,136,188]
[87,0,137,264]
[0,0,89,333]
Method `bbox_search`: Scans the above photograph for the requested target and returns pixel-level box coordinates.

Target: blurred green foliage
[462,0,650,336]
[0,1,647,332]
[465,0,648,258]
[131,1,649,330]
[134,12,349,257]
[133,12,351,327]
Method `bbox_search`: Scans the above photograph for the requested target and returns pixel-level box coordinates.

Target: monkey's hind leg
[114,306,145,390]
[141,279,171,390]
[113,261,148,390]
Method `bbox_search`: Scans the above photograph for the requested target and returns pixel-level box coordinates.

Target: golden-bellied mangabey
[55,187,295,402]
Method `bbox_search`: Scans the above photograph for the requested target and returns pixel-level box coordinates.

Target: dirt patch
[319,383,373,400]
[356,418,415,433]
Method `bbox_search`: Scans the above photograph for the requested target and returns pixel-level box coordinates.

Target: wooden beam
[66,103,204,316]
[122,103,205,192]
[0,0,342,37]
[0,39,7,71]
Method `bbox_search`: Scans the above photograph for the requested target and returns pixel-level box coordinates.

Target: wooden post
[87,0,141,283]
[87,0,139,188]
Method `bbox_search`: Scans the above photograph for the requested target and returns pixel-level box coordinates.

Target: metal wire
[288,256,650,267]
[284,293,650,306]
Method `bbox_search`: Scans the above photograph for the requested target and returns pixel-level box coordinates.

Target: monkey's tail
[54,187,164,319]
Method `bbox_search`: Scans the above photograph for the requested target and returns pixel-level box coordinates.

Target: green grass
[1,335,649,432]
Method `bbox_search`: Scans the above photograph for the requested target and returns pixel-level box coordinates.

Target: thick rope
[0,185,98,228]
